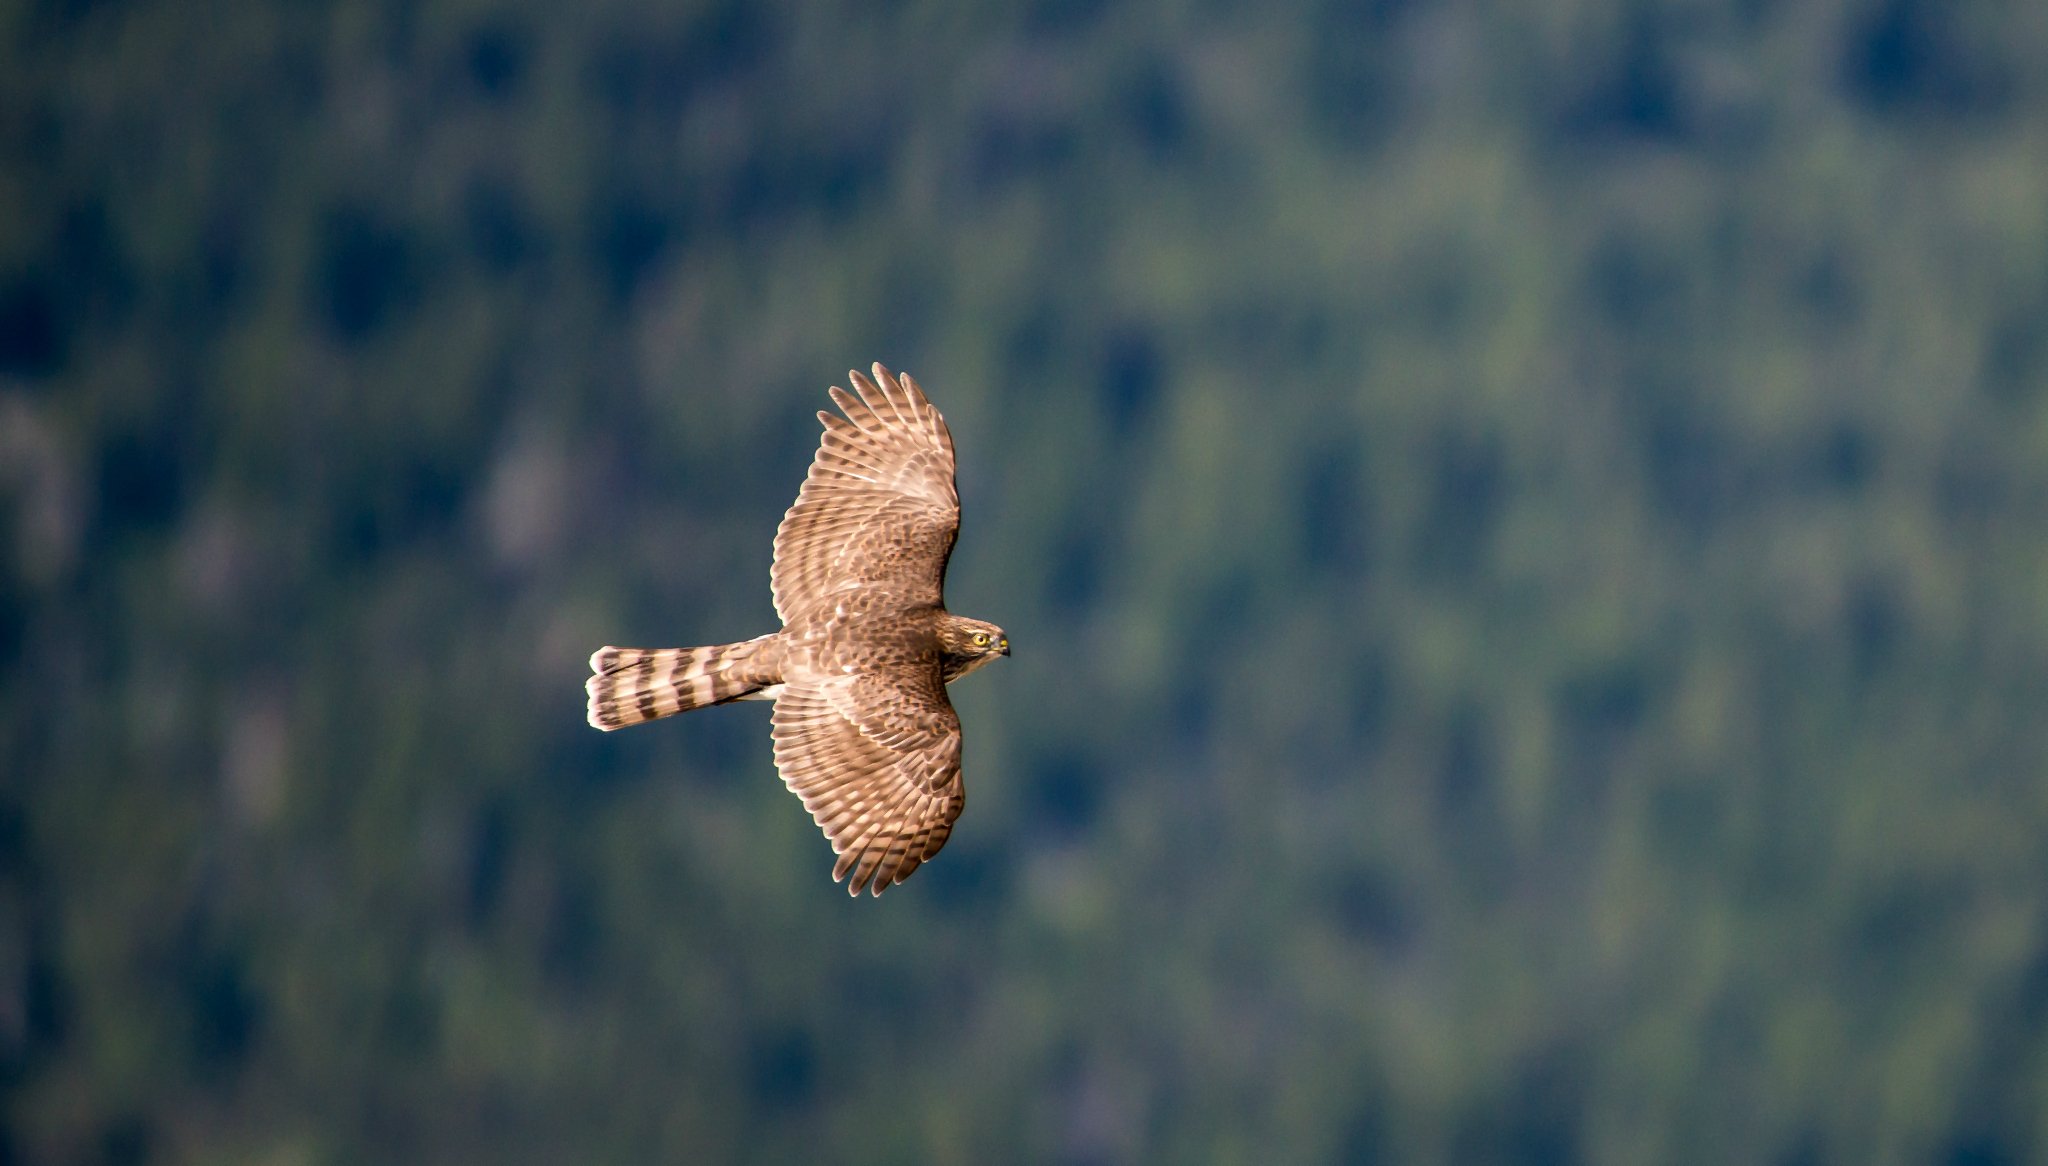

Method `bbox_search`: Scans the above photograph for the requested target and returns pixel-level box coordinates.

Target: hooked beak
[999,636,1010,657]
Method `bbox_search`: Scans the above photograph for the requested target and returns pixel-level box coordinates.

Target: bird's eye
[971,632,989,647]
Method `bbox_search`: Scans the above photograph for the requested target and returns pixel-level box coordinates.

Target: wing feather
[835,767,924,892]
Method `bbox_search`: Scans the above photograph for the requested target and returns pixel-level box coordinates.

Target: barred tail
[585,637,782,731]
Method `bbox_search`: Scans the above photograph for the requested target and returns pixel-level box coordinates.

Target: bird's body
[586,365,1007,896]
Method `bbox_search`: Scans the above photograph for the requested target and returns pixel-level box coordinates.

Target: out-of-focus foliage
[6,0,2048,1161]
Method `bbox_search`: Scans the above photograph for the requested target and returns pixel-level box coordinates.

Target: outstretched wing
[771,364,959,624]
[769,671,965,896]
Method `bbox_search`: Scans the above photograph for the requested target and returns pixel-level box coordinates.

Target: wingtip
[834,860,893,898]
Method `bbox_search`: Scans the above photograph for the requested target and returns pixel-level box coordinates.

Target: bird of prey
[586,364,1009,896]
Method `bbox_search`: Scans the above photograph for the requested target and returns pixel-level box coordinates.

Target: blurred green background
[6,0,2048,1162]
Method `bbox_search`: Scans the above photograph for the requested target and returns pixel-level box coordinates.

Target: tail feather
[586,637,781,730]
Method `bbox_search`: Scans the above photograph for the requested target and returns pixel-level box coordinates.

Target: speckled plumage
[586,364,1008,896]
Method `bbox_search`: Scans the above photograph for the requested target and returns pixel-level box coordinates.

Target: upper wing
[769,670,966,896]
[770,364,959,623]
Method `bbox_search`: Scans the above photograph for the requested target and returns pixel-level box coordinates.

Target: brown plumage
[586,364,1009,896]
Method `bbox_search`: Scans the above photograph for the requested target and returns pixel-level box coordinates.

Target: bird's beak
[999,637,1010,656]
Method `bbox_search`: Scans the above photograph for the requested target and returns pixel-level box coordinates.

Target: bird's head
[940,616,1010,680]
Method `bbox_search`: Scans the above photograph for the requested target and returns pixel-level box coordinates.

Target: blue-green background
[6,1,2048,1162]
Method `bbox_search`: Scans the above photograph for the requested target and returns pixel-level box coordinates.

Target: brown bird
[586,364,1009,896]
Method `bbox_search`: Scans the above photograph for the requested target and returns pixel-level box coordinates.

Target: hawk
[586,364,1009,896]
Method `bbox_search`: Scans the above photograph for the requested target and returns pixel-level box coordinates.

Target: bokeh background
[7,1,2048,1162]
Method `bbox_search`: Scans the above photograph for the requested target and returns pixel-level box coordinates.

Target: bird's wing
[770,364,959,624]
[769,668,965,896]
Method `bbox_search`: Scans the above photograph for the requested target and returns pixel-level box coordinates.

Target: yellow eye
[971,632,990,647]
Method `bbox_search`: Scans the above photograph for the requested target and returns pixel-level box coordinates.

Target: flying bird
[586,364,1009,896]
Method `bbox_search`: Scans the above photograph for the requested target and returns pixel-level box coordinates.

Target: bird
[585,364,1009,896]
